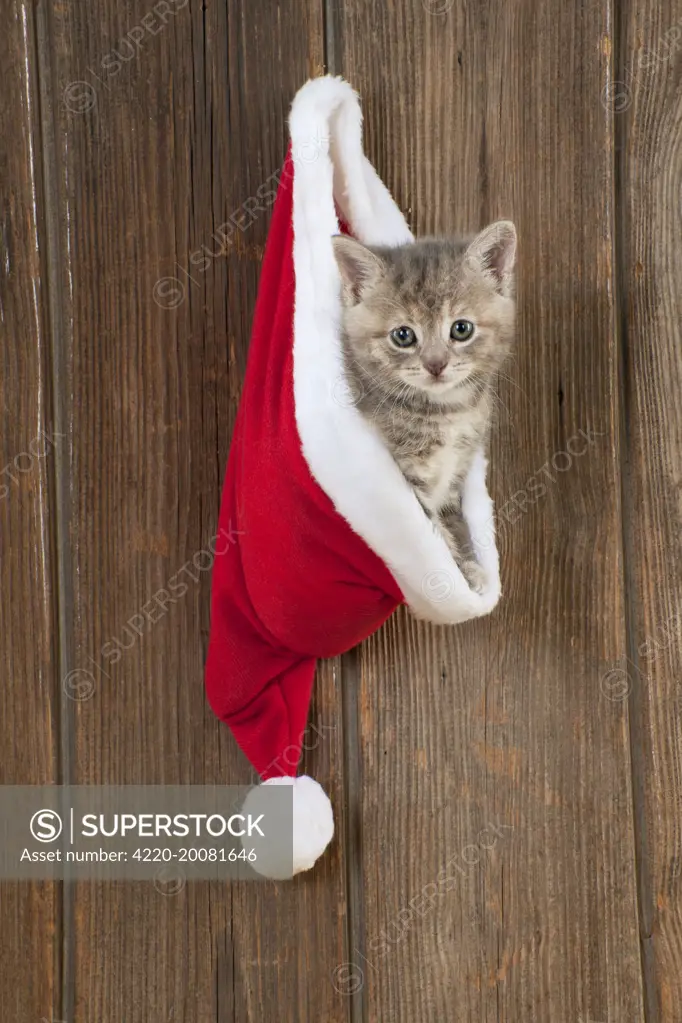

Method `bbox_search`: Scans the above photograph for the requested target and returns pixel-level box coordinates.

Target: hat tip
[245,775,334,879]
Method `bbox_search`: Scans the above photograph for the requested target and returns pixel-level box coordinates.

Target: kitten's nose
[425,359,448,378]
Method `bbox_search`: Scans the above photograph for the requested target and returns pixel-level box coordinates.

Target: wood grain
[45,0,348,1019]
[9,0,682,1018]
[333,2,645,1020]
[619,2,682,1018]
[0,1,61,1019]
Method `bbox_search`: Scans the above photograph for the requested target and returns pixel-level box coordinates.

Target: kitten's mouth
[417,373,473,399]
[424,374,455,390]
[405,371,469,397]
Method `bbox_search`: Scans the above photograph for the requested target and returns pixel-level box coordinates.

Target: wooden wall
[2,0,681,1019]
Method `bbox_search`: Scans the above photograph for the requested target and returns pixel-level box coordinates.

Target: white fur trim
[242,776,334,879]
[289,76,501,625]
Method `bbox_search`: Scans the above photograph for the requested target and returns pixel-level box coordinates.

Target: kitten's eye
[450,319,475,343]
[390,326,417,348]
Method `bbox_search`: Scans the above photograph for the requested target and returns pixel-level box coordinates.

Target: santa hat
[205,76,502,877]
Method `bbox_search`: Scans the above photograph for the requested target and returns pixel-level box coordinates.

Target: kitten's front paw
[460,559,487,594]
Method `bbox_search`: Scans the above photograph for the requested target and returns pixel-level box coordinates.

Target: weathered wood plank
[0,1,61,1019]
[333,2,645,1020]
[47,0,348,1019]
[619,4,682,1018]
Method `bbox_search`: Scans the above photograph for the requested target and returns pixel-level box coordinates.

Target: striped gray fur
[332,222,516,592]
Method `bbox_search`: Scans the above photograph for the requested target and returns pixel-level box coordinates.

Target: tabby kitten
[332,222,517,592]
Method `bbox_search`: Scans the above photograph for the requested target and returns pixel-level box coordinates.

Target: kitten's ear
[465,221,517,293]
[332,236,385,304]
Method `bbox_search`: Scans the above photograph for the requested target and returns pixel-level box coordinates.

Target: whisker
[496,371,529,401]
[488,390,514,427]
[372,378,412,419]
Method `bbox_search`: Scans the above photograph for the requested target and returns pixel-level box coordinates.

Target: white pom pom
[241,776,334,879]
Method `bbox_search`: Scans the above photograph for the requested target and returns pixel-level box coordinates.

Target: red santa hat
[205,76,502,877]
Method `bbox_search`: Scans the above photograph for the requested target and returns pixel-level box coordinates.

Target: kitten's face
[332,223,517,403]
